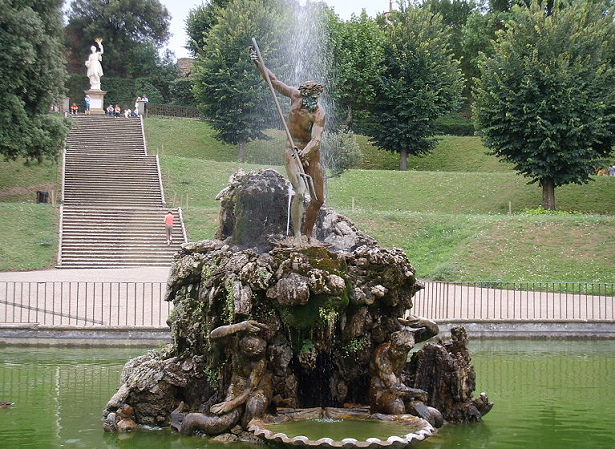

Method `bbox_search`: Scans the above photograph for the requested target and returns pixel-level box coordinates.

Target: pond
[0,339,613,449]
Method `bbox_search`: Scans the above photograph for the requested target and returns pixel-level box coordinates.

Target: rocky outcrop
[103,169,490,436]
[407,327,493,423]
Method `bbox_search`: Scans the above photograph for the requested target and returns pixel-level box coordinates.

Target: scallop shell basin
[248,407,436,449]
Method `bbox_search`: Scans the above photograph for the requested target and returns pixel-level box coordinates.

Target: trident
[251,37,318,202]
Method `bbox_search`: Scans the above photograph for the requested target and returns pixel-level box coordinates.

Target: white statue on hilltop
[85,38,104,90]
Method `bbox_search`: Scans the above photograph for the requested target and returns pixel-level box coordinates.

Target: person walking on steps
[165,211,174,245]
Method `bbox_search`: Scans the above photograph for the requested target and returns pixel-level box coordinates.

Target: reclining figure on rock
[171,320,273,435]
[369,316,443,428]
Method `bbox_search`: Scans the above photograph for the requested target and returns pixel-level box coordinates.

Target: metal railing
[413,281,615,321]
[144,103,200,119]
[0,281,171,327]
[1,280,614,329]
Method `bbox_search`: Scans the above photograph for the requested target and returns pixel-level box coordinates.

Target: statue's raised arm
[250,49,296,98]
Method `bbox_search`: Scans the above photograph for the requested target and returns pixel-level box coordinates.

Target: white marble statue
[85,38,104,90]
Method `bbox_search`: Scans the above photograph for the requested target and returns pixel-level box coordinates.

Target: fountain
[102,169,492,446]
[102,2,491,443]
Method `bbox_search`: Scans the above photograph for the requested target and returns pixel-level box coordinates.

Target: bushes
[100,78,139,109]
[170,78,197,106]
[65,75,171,110]
[321,127,362,177]
[434,113,475,136]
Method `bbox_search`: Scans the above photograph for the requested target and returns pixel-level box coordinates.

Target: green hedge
[170,78,197,106]
[66,75,164,111]
[434,113,475,136]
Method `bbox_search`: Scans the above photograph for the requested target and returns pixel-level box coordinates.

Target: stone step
[64,181,160,186]
[63,196,163,200]
[59,115,183,268]
[65,168,159,173]
[64,183,161,189]
[62,209,177,215]
[63,198,164,204]
[63,199,165,204]
[60,254,176,260]
[66,158,149,164]
[61,231,182,238]
[61,241,182,248]
[65,148,148,152]
[65,178,160,183]
[59,247,176,254]
[59,259,175,265]
[66,155,152,159]
[66,144,145,148]
[66,149,145,157]
[58,262,172,268]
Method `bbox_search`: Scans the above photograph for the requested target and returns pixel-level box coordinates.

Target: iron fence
[413,281,615,321]
[0,281,171,327]
[1,280,614,328]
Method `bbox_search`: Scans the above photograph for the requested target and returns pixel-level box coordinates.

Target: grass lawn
[0,158,59,203]
[346,210,615,282]
[0,204,58,271]
[328,169,615,215]
[357,134,513,172]
[178,206,615,283]
[145,117,511,172]
[2,115,614,282]
[159,155,615,216]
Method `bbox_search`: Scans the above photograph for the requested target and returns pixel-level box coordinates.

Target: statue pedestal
[84,89,107,115]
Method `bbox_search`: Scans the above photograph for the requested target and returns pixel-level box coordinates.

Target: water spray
[251,37,318,202]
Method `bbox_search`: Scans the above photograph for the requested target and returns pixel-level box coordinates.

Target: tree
[421,0,477,85]
[421,0,478,102]
[326,10,385,129]
[365,3,463,170]
[192,0,287,162]
[185,0,231,57]
[0,0,69,162]
[473,1,615,210]
[461,9,512,89]
[65,0,170,78]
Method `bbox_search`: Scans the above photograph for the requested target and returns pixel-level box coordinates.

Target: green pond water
[0,339,613,449]
[264,418,422,441]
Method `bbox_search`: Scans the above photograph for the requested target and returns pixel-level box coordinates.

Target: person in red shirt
[164,211,174,245]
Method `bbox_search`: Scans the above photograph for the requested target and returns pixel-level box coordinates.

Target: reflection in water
[0,341,614,449]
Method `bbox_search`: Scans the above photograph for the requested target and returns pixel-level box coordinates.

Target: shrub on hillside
[434,114,475,136]
[321,127,362,177]
[134,79,163,104]
[170,78,197,106]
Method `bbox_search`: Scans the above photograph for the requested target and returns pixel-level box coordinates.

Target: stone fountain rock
[103,169,492,443]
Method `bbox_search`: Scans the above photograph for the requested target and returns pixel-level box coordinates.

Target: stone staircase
[58,114,186,268]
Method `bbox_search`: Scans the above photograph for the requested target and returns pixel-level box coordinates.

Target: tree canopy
[192,0,287,161]
[0,0,69,162]
[365,3,463,170]
[65,0,171,78]
[473,0,615,210]
[185,0,231,57]
[326,10,385,129]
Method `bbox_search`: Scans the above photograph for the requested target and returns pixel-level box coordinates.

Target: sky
[159,0,392,59]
